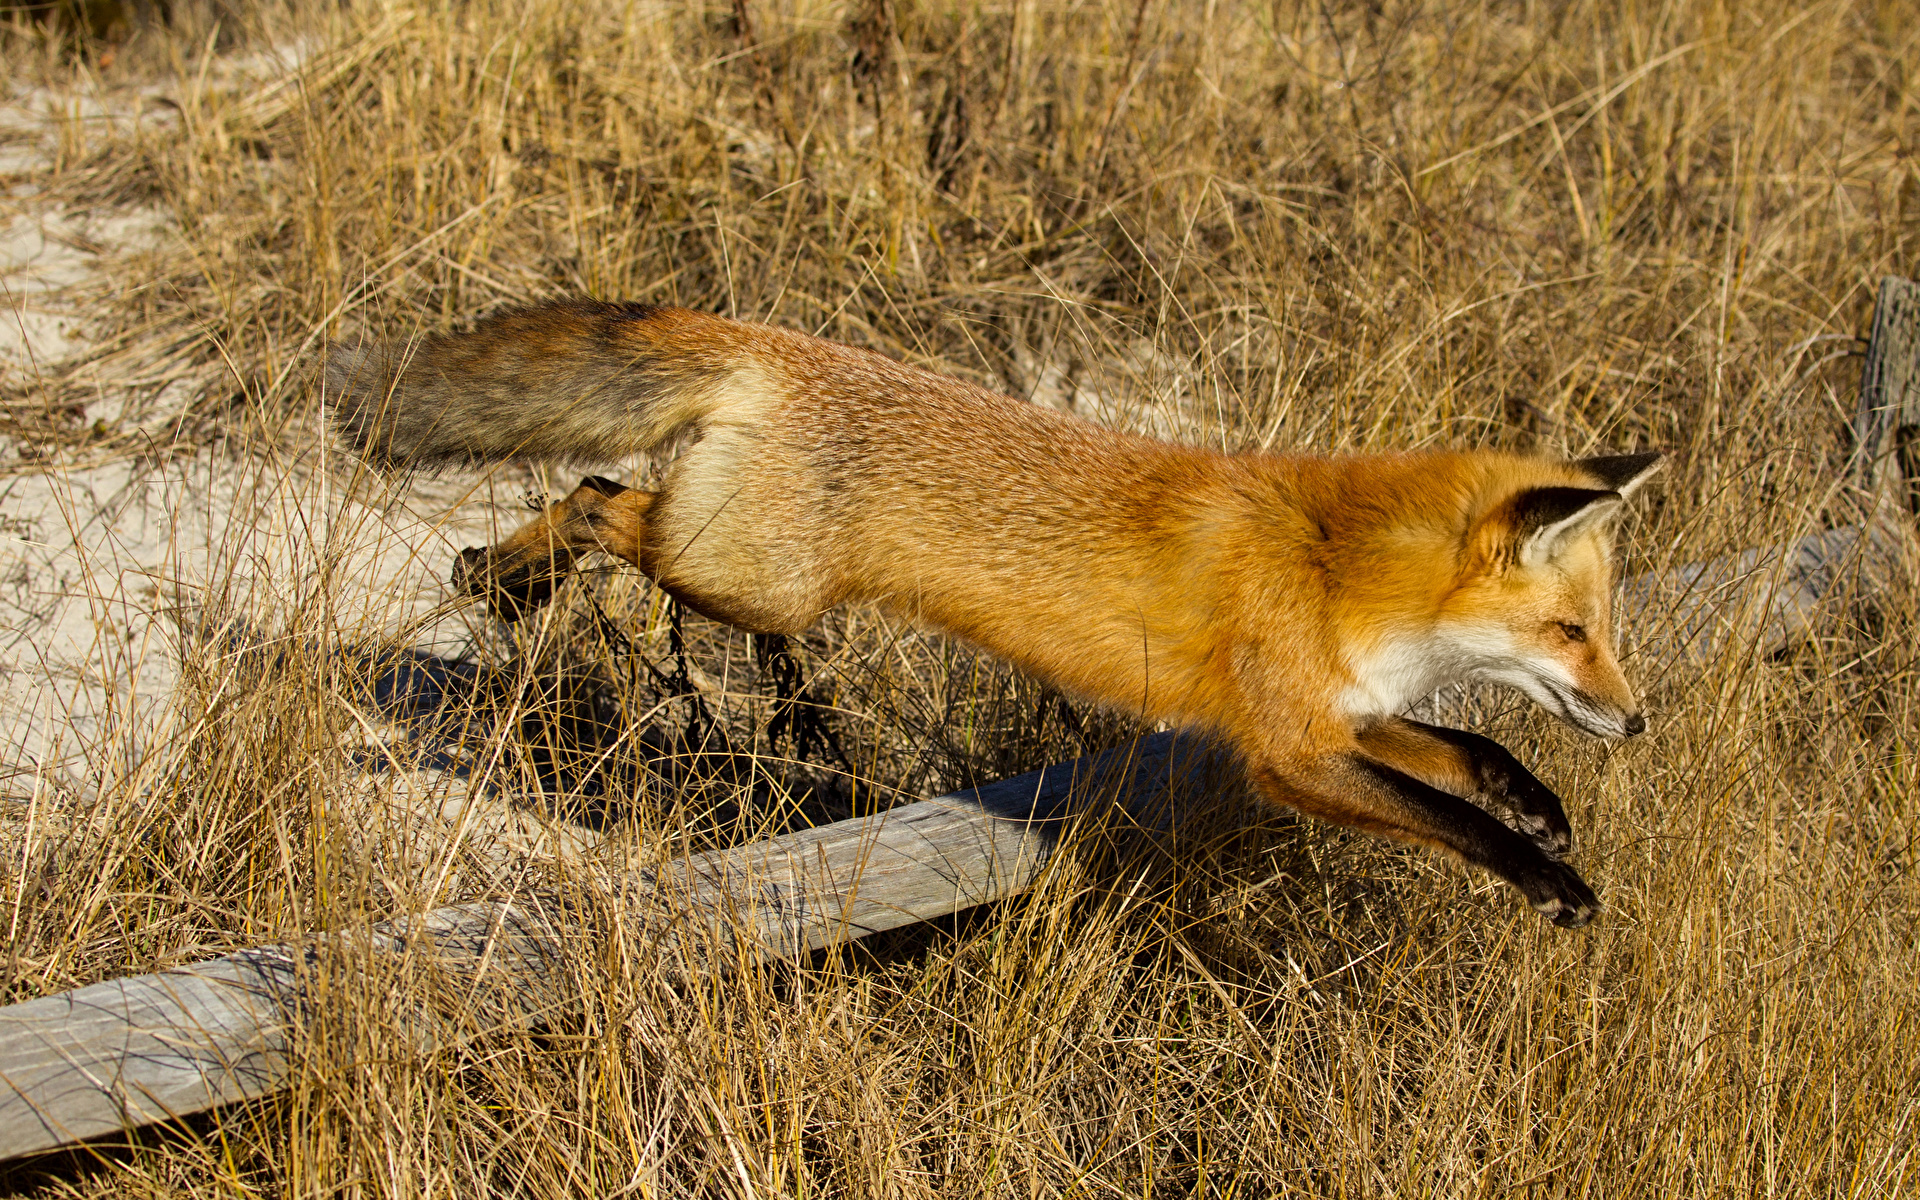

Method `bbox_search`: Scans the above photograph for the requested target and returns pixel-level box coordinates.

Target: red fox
[328,300,1661,926]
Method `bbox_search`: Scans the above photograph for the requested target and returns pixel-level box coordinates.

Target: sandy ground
[0,67,600,868]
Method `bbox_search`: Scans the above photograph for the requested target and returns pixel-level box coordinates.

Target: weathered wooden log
[0,730,1231,1161]
[1623,520,1903,663]
[0,901,563,1161]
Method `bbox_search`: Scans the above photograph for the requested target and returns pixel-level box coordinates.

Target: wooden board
[0,730,1230,1160]
[664,731,1233,962]
[1623,522,1900,663]
[0,899,577,1158]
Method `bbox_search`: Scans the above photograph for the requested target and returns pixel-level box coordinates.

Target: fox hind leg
[455,476,655,621]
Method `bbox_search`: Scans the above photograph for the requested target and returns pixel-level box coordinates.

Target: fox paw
[1523,860,1599,928]
[1508,809,1573,860]
[1492,776,1574,859]
[452,547,557,622]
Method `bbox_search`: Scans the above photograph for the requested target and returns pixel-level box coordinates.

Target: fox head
[1440,452,1663,740]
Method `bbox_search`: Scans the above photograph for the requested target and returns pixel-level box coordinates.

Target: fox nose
[1622,713,1646,737]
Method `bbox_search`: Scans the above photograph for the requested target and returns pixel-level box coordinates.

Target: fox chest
[1337,637,1468,721]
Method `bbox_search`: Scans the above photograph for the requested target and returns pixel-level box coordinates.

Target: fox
[327,299,1662,927]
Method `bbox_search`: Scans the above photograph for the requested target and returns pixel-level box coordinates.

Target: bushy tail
[325,300,730,470]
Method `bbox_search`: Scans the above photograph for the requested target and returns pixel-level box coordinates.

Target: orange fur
[331,302,1662,925]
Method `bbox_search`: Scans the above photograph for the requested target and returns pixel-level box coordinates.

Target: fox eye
[1558,622,1587,642]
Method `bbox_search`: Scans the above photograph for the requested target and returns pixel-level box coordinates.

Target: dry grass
[2,0,1918,1194]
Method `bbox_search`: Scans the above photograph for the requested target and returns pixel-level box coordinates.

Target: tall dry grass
[2,0,1917,1194]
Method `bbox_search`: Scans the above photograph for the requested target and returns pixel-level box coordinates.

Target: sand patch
[0,61,603,871]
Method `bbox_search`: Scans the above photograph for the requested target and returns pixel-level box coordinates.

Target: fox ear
[1575,451,1663,497]
[1477,486,1624,572]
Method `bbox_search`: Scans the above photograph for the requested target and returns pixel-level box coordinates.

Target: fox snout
[1556,686,1647,740]
[1535,639,1645,741]
[1553,634,1646,741]
[1454,624,1649,741]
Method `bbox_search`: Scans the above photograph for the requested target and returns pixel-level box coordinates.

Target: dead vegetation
[2,0,1917,1194]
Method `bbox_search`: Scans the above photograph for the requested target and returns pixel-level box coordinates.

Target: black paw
[450,546,489,594]
[1495,774,1575,859]
[1508,807,1573,860]
[452,547,555,623]
[1522,858,1599,928]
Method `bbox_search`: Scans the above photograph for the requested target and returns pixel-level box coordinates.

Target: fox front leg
[1252,752,1599,926]
[1355,717,1574,858]
[454,476,656,621]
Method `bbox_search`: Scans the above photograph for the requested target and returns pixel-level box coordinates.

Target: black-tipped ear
[1576,451,1663,497]
[1507,486,1623,570]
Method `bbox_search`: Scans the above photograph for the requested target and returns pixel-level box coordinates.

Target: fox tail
[324,300,728,470]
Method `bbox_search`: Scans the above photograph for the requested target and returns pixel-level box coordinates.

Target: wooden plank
[0,946,300,1156]
[0,730,1230,1161]
[1623,522,1901,663]
[0,899,576,1159]
[664,731,1233,962]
